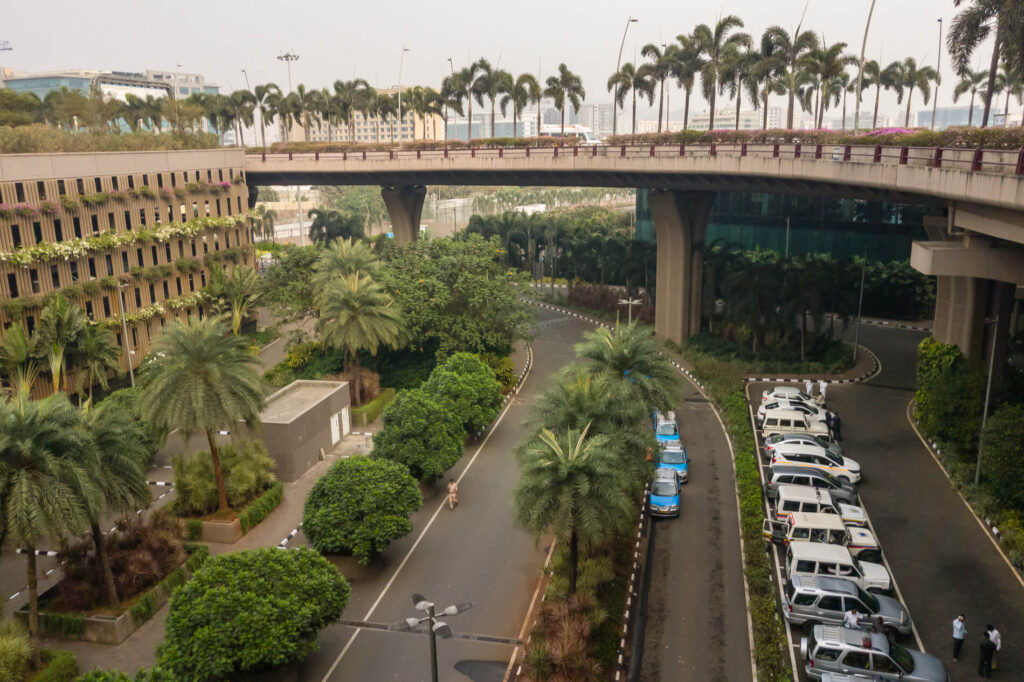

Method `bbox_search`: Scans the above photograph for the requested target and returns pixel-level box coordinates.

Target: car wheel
[802,620,820,636]
[859,550,881,563]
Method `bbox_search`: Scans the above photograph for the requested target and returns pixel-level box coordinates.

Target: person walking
[825,410,836,441]
[986,624,1001,670]
[818,379,828,404]
[446,478,459,511]
[979,631,996,677]
[953,614,967,661]
[805,379,814,400]
[832,412,843,442]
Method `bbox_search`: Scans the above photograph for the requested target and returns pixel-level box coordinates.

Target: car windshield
[766,434,783,445]
[888,641,915,673]
[811,436,832,449]
[652,481,677,496]
[656,423,678,436]
[856,586,879,612]
[661,449,686,464]
[795,391,811,401]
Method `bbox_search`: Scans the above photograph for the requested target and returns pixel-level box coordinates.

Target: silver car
[765,465,859,505]
[802,624,947,681]
[783,575,912,637]
[765,432,844,460]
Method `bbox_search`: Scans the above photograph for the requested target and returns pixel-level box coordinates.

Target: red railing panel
[843,145,852,162]
[899,147,909,165]
[772,143,779,158]
[592,145,598,157]
[621,145,626,157]
[794,143,802,159]
[288,152,293,161]
[932,147,942,169]
[971,148,983,171]
[710,143,716,157]
[680,144,686,157]
[872,145,882,163]
[1016,149,1024,176]
[741,143,748,157]
[814,144,823,160]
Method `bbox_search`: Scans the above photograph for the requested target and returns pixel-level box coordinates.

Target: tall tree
[453,61,485,141]
[514,424,633,595]
[137,316,265,513]
[288,85,322,142]
[722,45,760,130]
[953,69,990,126]
[316,274,404,405]
[606,63,655,135]
[671,33,704,130]
[544,64,586,137]
[806,41,857,128]
[763,24,819,128]
[888,57,940,127]
[640,43,674,132]
[692,15,752,130]
[229,89,256,146]
[34,294,87,394]
[747,41,787,129]
[439,74,465,143]
[859,60,900,129]
[472,60,513,138]
[207,265,263,335]
[948,0,1024,127]
[500,73,541,140]
[333,79,371,142]
[68,325,121,403]
[253,83,281,150]
[574,324,681,410]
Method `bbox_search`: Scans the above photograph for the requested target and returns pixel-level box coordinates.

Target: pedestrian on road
[818,379,828,404]
[843,607,863,629]
[832,412,843,442]
[446,478,458,511]
[805,379,814,399]
[979,631,996,677]
[986,624,1001,670]
[953,614,967,661]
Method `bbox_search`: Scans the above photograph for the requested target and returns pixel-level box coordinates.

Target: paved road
[299,309,591,682]
[753,322,1024,680]
[639,383,753,680]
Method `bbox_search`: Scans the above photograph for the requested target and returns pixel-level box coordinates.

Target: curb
[617,487,649,681]
[742,345,881,386]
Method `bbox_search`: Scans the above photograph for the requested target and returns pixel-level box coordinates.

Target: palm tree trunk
[969,92,976,126]
[709,88,717,131]
[27,548,40,665]
[560,106,565,137]
[735,83,741,130]
[468,94,474,142]
[872,85,881,129]
[763,94,770,129]
[568,529,579,596]
[91,523,119,607]
[491,99,496,138]
[981,33,1002,127]
[260,109,267,150]
[350,350,363,407]
[657,78,665,133]
[631,88,637,134]
[536,101,541,140]
[512,108,518,140]
[787,82,796,128]
[684,89,691,129]
[841,91,848,130]
[206,429,230,513]
[904,88,913,128]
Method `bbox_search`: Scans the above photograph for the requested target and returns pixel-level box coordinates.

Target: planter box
[200,517,242,544]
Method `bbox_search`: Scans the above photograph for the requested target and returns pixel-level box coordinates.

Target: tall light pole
[612,17,638,136]
[931,18,942,131]
[395,594,473,682]
[852,246,867,362]
[618,296,642,324]
[277,51,299,91]
[397,46,410,143]
[853,0,877,131]
[116,283,135,387]
[974,315,1000,486]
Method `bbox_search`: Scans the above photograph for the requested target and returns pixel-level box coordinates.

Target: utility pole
[116,283,135,387]
[853,0,877,131]
[612,17,639,137]
[277,51,299,91]
[931,18,942,131]
[974,316,999,486]
[785,216,791,257]
[398,46,410,143]
[852,246,867,362]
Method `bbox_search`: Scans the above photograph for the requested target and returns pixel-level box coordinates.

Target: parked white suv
[762,386,814,403]
[758,399,828,425]
[770,444,861,483]
[786,543,892,594]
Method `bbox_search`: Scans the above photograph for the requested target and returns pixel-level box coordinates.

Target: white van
[786,543,892,594]
[763,511,881,563]
[761,408,831,440]
[774,485,867,527]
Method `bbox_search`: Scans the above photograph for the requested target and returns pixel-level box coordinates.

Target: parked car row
[754,387,949,681]
[648,410,688,518]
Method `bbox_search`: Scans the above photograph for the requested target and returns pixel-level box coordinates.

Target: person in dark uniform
[979,630,996,677]
[832,411,843,442]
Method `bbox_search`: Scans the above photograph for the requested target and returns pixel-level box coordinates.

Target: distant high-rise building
[916,105,988,130]
[575,103,614,138]
[283,86,444,143]
[686,107,784,131]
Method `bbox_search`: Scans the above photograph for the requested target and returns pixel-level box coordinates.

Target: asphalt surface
[298,309,592,682]
[752,322,1024,680]
[639,386,753,680]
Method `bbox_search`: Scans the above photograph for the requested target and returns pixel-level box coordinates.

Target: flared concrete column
[648,190,714,345]
[381,185,426,245]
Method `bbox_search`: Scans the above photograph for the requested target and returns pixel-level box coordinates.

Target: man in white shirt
[985,624,1001,670]
[843,607,863,629]
[953,614,967,661]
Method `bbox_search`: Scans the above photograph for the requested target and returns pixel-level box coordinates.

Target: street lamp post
[974,315,1000,486]
[852,246,867,362]
[612,17,638,136]
[116,283,135,387]
[931,18,942,131]
[396,594,473,682]
[277,51,299,91]
[240,68,251,91]
[853,0,877,131]
[397,47,410,144]
[618,296,642,324]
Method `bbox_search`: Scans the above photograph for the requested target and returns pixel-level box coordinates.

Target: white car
[761,386,813,403]
[758,399,828,425]
[770,444,862,483]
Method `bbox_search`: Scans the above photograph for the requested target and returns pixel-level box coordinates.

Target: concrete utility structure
[245,143,1024,363]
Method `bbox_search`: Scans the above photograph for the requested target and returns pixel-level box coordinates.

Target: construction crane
[0,41,11,52]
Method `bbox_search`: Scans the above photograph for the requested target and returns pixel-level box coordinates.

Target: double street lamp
[618,296,642,324]
[611,17,639,137]
[393,593,473,682]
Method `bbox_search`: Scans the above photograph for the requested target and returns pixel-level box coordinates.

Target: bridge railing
[250,143,1024,176]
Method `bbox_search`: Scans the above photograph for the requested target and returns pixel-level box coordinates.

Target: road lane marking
[502,539,556,682]
[320,346,534,682]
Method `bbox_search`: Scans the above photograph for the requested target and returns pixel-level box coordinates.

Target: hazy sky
[2,0,1009,123]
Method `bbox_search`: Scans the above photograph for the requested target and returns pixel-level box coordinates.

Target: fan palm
[253,83,281,150]
[500,74,541,140]
[544,64,586,137]
[607,63,654,135]
[316,274,404,406]
[888,57,940,128]
[574,324,681,411]
[807,42,857,128]
[439,74,466,143]
[289,84,322,142]
[136,316,265,513]
[692,15,751,131]
[0,391,91,661]
[514,424,634,596]
[747,45,787,129]
[763,24,819,128]
[229,89,256,146]
[208,265,262,335]
[34,294,87,394]
[0,324,34,388]
[953,69,989,126]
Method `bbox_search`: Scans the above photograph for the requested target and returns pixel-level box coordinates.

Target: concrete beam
[951,202,1024,245]
[911,240,1024,285]
[648,190,714,345]
[380,185,426,245]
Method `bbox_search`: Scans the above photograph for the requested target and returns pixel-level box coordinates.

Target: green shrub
[157,548,350,680]
[38,612,85,638]
[183,544,210,573]
[423,352,504,434]
[129,591,159,626]
[303,457,421,563]
[0,618,31,681]
[34,649,79,682]
[372,387,466,480]
[75,671,133,681]
[482,353,517,393]
[914,337,984,458]
[0,125,218,154]
[184,519,202,541]
[981,404,1024,508]
[239,480,284,533]
[172,439,276,515]
[352,388,396,427]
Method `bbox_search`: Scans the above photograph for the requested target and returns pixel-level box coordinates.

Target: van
[774,485,867,527]
[764,465,858,505]
[770,443,862,483]
[786,543,892,594]
[763,512,881,562]
[761,409,831,440]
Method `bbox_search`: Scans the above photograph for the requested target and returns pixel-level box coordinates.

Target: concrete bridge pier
[648,190,715,345]
[381,185,426,245]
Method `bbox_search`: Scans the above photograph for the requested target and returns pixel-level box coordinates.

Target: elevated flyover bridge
[245,143,1024,365]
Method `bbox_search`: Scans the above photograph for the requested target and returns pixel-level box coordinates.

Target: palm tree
[859,60,900,129]
[671,33,704,130]
[312,237,379,291]
[692,15,752,131]
[208,266,262,335]
[253,83,281,150]
[288,85,322,142]
[722,45,759,130]
[807,41,857,128]
[332,79,371,142]
[747,44,787,129]
[229,89,256,146]
[953,69,990,126]
[0,390,90,661]
[0,323,35,389]
[889,57,940,128]
[574,324,681,410]
[255,204,278,243]
[514,424,633,596]
[68,325,121,403]
[640,43,673,132]
[607,63,655,135]
[34,294,87,394]
[316,274,404,405]
[74,401,149,607]
[544,64,586,137]
[439,74,465,143]
[453,62,485,141]
[500,74,541,140]
[472,60,513,138]
[137,316,265,513]
[948,0,1024,127]
[763,24,819,128]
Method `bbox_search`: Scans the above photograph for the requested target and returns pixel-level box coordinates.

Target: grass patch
[352,388,396,427]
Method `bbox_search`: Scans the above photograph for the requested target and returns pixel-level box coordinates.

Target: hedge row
[239,480,284,534]
[130,544,210,627]
[605,126,1024,149]
[352,388,396,427]
[34,649,79,682]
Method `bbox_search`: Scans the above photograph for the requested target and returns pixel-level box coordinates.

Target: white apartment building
[282,86,444,144]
